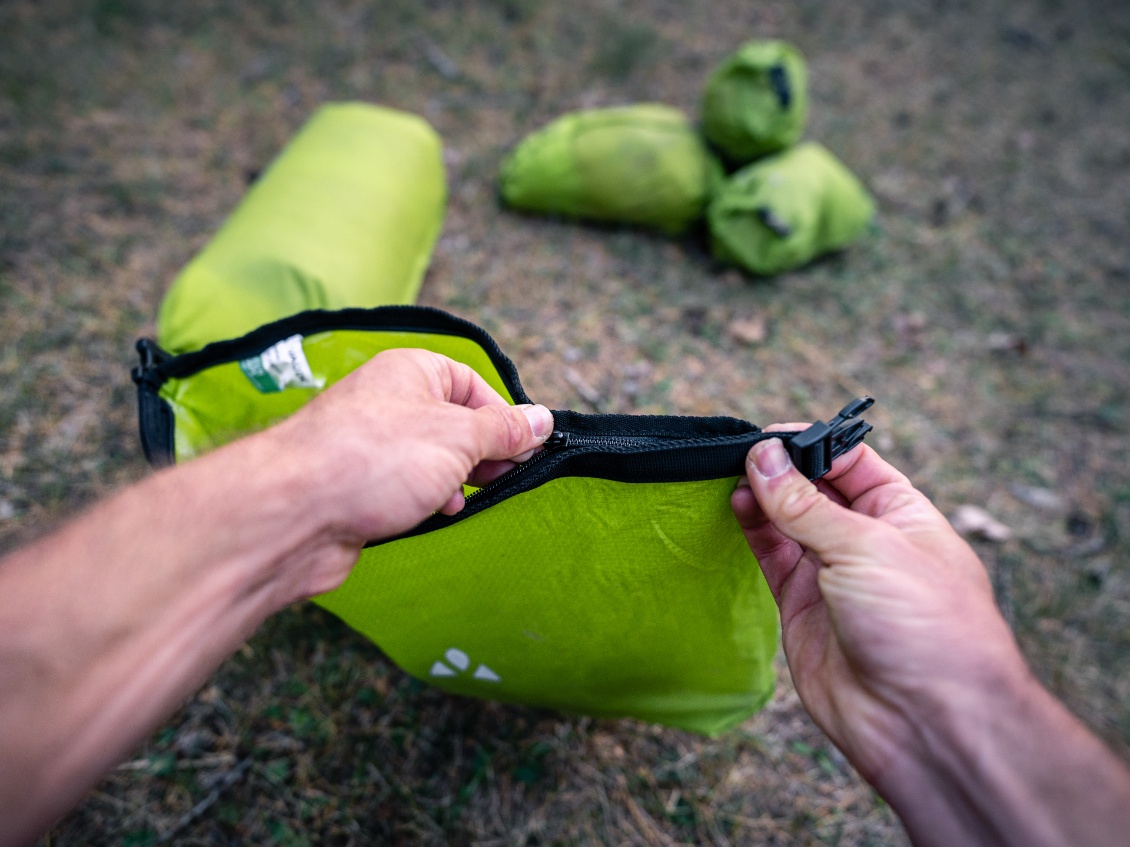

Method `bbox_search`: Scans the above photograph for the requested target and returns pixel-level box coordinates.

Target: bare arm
[732,433,1130,847]
[0,349,554,847]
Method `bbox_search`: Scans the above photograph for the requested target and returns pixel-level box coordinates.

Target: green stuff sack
[132,306,876,734]
[707,142,875,276]
[499,104,721,235]
[157,103,445,354]
[702,40,808,163]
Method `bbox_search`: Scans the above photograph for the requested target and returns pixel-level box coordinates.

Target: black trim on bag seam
[133,306,531,467]
[136,380,176,468]
[139,306,530,402]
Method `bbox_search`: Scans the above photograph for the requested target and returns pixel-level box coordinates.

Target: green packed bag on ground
[157,102,446,354]
[499,104,721,235]
[707,142,875,276]
[702,40,808,163]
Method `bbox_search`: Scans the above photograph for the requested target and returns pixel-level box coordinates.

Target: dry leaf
[950,504,1013,542]
[728,317,767,346]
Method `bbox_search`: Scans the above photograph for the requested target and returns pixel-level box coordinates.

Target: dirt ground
[2,0,1129,844]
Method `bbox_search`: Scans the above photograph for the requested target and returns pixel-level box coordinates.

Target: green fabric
[702,40,808,163]
[707,142,875,276]
[157,103,445,354]
[150,317,780,734]
[317,475,777,735]
[499,104,720,235]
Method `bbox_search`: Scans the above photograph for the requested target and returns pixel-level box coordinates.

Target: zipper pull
[544,430,570,450]
[786,396,875,481]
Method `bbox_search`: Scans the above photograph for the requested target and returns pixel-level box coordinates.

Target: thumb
[470,403,555,462]
[747,438,874,565]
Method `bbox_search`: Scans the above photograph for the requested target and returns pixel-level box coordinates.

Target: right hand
[264,348,554,601]
[730,431,1028,790]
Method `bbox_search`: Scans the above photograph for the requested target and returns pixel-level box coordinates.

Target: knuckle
[776,481,827,524]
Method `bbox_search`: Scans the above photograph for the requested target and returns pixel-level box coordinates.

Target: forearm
[0,430,347,846]
[880,667,1130,847]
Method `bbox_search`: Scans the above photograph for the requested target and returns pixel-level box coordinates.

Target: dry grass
[2,0,1129,843]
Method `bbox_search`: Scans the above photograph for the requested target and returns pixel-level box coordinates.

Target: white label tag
[239,335,320,393]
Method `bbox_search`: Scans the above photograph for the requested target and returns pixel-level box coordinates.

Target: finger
[815,478,850,508]
[438,356,515,410]
[470,402,554,463]
[468,458,519,487]
[746,438,879,566]
[820,444,913,505]
[765,422,810,432]
[732,480,805,602]
[439,488,465,516]
[762,423,910,511]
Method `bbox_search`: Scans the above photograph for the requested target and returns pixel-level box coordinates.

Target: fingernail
[519,404,554,440]
[750,438,791,479]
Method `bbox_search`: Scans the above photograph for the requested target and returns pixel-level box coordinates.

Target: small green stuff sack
[499,104,721,235]
[133,307,875,734]
[707,142,875,276]
[702,40,808,164]
[157,103,445,354]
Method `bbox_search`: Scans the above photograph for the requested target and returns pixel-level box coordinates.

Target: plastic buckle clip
[786,397,875,481]
[131,338,169,388]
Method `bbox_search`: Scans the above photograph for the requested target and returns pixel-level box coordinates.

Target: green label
[239,356,281,393]
[238,335,318,394]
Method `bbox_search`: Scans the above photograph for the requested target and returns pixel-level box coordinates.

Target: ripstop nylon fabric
[708,142,875,276]
[499,104,721,235]
[157,103,445,354]
[318,473,778,736]
[701,40,809,163]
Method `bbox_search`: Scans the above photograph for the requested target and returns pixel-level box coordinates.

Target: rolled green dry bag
[707,142,875,276]
[156,103,446,354]
[702,40,808,163]
[499,104,721,235]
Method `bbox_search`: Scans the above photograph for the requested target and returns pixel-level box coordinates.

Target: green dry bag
[707,142,875,276]
[499,104,721,235]
[132,307,875,735]
[702,40,808,163]
[157,103,445,354]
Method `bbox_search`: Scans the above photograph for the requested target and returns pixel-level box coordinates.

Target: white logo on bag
[262,335,319,390]
[429,647,501,682]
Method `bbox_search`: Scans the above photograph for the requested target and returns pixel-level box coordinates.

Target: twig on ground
[417,33,461,79]
[564,367,605,412]
[155,757,252,844]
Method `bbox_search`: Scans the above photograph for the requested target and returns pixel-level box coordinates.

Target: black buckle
[786,397,875,481]
[131,338,169,388]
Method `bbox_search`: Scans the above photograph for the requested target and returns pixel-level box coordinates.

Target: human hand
[730,430,1026,792]
[264,348,553,597]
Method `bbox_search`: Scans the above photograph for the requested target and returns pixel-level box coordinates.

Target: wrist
[202,425,362,606]
[878,649,1130,847]
[881,655,1038,842]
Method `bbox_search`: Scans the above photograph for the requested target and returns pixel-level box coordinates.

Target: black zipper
[462,427,778,508]
[367,425,791,549]
[371,396,876,549]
